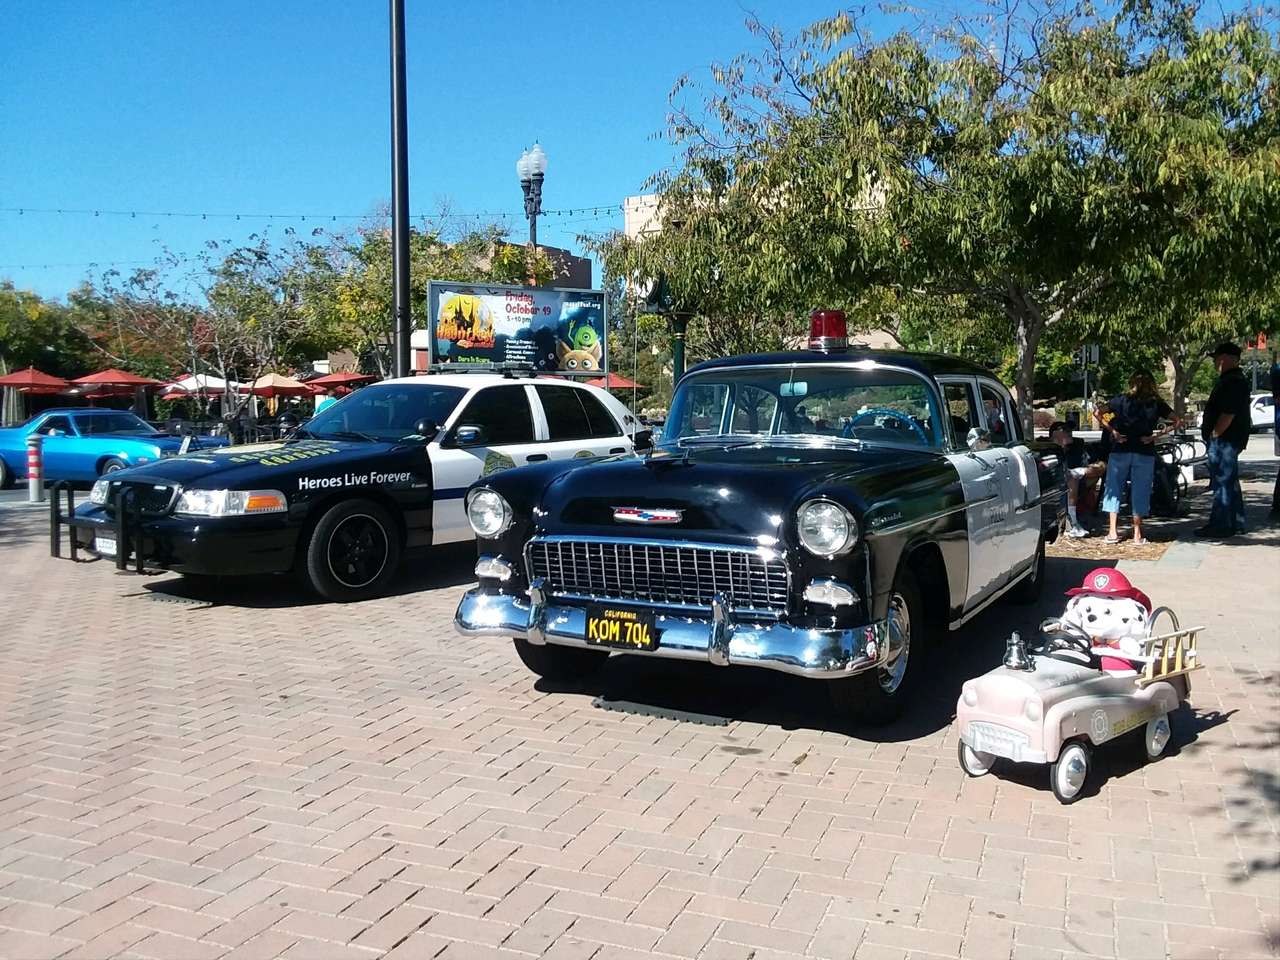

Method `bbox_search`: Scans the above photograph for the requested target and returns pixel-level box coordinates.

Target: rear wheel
[827,567,926,726]
[513,638,608,682]
[302,499,401,602]
[1141,714,1173,761]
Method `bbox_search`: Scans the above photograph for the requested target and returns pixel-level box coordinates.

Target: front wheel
[827,568,926,726]
[513,638,608,683]
[1050,740,1092,804]
[302,499,401,602]
[958,739,995,777]
[100,458,128,475]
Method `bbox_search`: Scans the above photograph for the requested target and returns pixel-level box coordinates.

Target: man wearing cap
[1198,342,1251,537]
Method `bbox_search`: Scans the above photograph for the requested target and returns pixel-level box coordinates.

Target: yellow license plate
[585,606,659,651]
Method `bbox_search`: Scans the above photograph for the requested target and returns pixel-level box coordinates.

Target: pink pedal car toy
[955,568,1203,804]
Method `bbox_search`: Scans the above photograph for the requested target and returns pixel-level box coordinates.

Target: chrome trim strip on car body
[949,559,1036,629]
[454,588,890,680]
[863,502,969,537]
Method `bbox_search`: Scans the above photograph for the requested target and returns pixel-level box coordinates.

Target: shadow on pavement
[536,555,1114,745]
[137,542,478,608]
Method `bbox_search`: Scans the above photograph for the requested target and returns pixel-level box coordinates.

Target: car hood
[102,437,401,489]
[530,442,947,541]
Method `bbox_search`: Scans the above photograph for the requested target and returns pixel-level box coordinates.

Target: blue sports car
[0,408,228,486]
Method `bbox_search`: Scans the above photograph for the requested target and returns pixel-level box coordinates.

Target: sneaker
[1066,525,1089,539]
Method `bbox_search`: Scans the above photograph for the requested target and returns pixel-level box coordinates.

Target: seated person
[1050,420,1106,538]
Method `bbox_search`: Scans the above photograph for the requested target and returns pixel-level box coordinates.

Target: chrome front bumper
[453,580,890,680]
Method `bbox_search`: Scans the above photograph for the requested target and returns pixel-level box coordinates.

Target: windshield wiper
[315,429,380,443]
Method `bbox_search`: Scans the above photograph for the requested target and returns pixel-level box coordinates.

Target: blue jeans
[1102,451,1155,517]
[1207,438,1246,532]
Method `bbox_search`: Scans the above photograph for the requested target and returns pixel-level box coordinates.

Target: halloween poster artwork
[427,281,606,375]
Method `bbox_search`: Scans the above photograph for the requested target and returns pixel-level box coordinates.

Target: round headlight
[796,498,857,556]
[467,488,512,538]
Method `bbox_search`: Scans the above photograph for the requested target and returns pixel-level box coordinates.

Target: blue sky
[1,0,875,300]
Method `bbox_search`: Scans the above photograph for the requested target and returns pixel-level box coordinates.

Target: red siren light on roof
[808,309,848,351]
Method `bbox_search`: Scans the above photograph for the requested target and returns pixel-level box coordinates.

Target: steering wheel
[841,407,930,444]
[1033,618,1101,668]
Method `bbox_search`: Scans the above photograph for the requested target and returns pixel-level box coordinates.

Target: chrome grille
[526,537,789,616]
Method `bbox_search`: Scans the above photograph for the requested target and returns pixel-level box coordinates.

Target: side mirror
[414,419,439,441]
[454,425,484,446]
[966,427,991,451]
[632,429,654,453]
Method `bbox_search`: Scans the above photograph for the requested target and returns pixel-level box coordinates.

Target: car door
[977,378,1041,581]
[29,414,80,480]
[938,378,1009,608]
[530,384,633,462]
[428,384,542,544]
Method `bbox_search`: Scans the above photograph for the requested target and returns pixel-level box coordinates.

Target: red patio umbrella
[0,367,71,390]
[72,368,162,387]
[586,373,645,390]
[308,371,377,388]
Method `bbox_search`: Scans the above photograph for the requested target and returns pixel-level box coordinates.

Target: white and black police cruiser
[55,372,646,601]
[455,311,1066,724]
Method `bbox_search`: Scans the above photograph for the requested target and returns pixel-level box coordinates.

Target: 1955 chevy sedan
[455,310,1066,724]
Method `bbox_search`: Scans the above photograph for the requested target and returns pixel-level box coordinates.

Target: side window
[573,388,622,438]
[978,382,1013,445]
[537,385,592,441]
[455,387,534,446]
[942,382,979,447]
[37,415,73,436]
[729,385,777,434]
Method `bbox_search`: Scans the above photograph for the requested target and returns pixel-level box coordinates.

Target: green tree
[0,281,94,378]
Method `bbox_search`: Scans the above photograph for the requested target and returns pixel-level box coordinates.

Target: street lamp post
[517,144,547,282]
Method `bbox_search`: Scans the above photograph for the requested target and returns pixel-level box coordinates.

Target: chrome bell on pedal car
[1003,631,1034,671]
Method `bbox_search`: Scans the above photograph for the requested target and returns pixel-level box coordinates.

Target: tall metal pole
[390,0,411,377]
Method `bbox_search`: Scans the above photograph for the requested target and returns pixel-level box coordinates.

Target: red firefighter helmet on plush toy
[1065,567,1152,612]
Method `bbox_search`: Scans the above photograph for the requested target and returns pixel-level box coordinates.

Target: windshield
[74,412,159,436]
[304,383,466,442]
[664,364,944,450]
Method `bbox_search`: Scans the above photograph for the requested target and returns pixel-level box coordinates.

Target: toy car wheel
[1050,741,1092,804]
[1142,714,1173,760]
[958,739,995,777]
[100,458,128,475]
[513,638,608,683]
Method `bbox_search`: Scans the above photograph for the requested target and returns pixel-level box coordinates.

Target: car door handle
[609,447,626,454]
[525,454,548,462]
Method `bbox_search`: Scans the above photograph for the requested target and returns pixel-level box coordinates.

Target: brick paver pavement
[0,472,1276,960]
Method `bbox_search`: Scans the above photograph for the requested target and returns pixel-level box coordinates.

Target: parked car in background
[1197,392,1274,432]
[57,374,648,602]
[0,409,228,486]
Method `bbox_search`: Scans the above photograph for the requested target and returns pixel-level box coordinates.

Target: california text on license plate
[585,606,659,651]
[95,536,118,557]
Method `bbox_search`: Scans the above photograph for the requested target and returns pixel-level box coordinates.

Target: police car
[58,372,647,601]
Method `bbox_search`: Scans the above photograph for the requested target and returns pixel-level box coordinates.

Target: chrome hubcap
[1057,747,1087,798]
[879,592,911,694]
[1147,717,1171,757]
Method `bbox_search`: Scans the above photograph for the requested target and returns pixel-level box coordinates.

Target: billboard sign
[427,281,606,376]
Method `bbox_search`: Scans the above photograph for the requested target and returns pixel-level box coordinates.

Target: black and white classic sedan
[455,311,1065,723]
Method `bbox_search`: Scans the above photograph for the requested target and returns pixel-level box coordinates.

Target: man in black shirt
[1197,342,1251,536]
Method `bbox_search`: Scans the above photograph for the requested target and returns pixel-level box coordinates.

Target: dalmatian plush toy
[1060,567,1152,674]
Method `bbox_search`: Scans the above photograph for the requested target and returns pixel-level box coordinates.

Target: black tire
[513,637,608,682]
[958,739,995,777]
[100,458,128,475]
[0,456,12,489]
[1050,740,1092,804]
[827,567,927,726]
[1008,535,1046,605]
[302,499,401,602]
